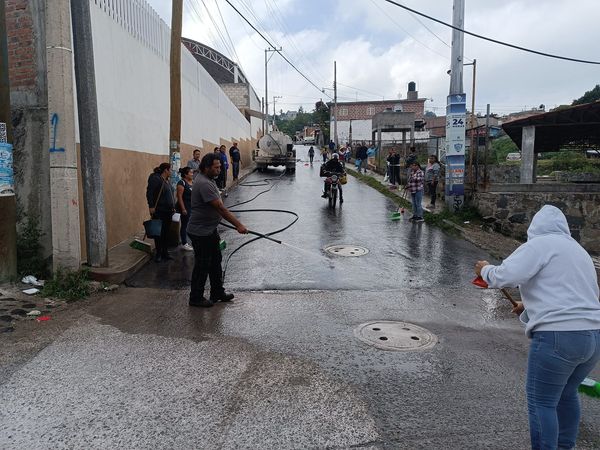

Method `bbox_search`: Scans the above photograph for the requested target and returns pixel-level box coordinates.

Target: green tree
[572,84,600,105]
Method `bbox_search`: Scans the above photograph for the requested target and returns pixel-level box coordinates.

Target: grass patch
[41,268,91,302]
[347,168,411,209]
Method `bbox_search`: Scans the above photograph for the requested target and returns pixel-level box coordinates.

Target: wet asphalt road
[1,148,600,449]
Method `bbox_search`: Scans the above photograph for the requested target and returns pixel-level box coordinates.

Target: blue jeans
[527,330,600,450]
[411,190,423,218]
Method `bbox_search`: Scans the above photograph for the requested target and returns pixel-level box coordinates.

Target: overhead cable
[224,0,333,98]
[381,0,600,65]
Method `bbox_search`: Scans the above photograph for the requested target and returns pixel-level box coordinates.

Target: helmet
[332,153,339,159]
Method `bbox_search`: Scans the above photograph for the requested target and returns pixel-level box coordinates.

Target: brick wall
[220,83,249,109]
[336,100,425,121]
[5,0,36,90]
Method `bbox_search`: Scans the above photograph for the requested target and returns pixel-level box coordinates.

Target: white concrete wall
[88,0,252,154]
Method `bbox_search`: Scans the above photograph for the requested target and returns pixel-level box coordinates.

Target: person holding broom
[475,205,600,450]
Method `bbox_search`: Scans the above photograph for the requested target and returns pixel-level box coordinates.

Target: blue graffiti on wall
[49,113,65,153]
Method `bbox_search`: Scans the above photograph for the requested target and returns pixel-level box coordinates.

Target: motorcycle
[322,171,346,208]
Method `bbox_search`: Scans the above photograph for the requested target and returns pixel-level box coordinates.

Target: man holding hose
[187,153,248,308]
[475,205,600,450]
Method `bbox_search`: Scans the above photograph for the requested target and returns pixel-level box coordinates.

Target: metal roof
[502,101,600,152]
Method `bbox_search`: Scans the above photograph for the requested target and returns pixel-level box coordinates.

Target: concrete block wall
[474,185,600,254]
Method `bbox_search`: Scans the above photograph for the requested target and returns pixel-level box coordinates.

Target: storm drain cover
[354,321,437,351]
[324,245,369,257]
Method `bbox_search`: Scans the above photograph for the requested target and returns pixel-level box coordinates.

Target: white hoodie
[481,205,600,337]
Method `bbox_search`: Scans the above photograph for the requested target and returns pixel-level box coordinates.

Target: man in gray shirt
[187,153,248,307]
[187,149,201,176]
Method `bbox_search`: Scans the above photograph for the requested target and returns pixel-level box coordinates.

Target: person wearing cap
[321,153,345,202]
[229,142,241,181]
[475,205,600,450]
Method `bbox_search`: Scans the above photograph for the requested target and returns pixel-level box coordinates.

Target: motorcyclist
[321,153,345,203]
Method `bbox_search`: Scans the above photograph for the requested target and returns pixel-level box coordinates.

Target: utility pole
[484,103,491,186]
[261,97,265,136]
[46,0,82,272]
[466,59,476,190]
[264,47,281,135]
[71,0,108,267]
[333,60,338,148]
[170,0,183,183]
[272,96,282,131]
[445,0,466,212]
[0,0,17,280]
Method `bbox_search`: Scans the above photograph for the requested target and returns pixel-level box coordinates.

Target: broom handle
[500,288,519,307]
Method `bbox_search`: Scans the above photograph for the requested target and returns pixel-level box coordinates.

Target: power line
[213,0,242,65]
[224,0,332,98]
[381,0,600,65]
[368,0,449,61]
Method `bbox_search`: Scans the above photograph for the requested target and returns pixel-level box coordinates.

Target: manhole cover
[324,245,369,257]
[354,321,437,351]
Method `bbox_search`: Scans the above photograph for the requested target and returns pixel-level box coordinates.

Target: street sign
[445,94,466,211]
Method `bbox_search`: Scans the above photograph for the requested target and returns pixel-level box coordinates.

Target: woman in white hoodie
[475,205,600,450]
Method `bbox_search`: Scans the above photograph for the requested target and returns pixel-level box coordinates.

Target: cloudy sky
[146,0,600,116]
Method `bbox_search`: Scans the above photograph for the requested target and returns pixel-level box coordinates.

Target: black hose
[219,170,299,281]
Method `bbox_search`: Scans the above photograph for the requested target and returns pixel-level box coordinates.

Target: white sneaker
[182,243,194,251]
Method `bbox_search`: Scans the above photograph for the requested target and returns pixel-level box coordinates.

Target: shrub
[41,268,91,302]
[17,215,48,278]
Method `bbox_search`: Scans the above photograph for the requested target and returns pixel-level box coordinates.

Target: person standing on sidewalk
[176,166,194,251]
[217,145,229,195]
[229,142,241,181]
[387,148,400,186]
[187,149,201,177]
[425,154,441,208]
[406,161,424,222]
[475,205,600,450]
[146,163,175,262]
[187,153,248,307]
[356,144,368,174]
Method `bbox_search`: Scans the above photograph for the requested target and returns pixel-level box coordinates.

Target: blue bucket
[143,219,162,238]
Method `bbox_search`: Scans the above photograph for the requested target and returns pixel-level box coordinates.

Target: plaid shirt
[407,168,424,193]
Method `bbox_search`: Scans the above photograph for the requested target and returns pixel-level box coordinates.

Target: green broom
[579,378,600,398]
[130,237,152,254]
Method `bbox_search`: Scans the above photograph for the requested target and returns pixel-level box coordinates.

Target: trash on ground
[36,316,51,322]
[464,221,470,224]
[21,275,44,287]
[103,284,119,292]
[22,288,40,295]
[26,310,42,316]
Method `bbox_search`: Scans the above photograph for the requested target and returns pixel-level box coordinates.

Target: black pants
[309,154,314,163]
[153,210,173,256]
[232,162,240,180]
[189,231,224,301]
[390,166,400,185]
[179,212,190,245]
[217,170,227,189]
[428,181,438,205]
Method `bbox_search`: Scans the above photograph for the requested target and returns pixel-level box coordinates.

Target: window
[338,107,348,116]
[366,106,376,116]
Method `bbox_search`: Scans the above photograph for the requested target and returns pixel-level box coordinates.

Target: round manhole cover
[354,321,437,351]
[324,245,369,257]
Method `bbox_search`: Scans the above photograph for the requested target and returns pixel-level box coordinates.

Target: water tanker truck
[253,132,296,173]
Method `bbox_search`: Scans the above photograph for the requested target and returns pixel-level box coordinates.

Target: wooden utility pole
[170,0,183,167]
[0,0,17,280]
